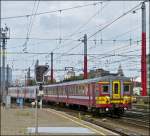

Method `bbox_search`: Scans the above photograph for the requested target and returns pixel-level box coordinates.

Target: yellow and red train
[8,75,133,115]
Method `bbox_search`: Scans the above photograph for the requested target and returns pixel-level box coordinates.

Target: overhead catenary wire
[7,2,147,80]
[1,2,101,20]
[22,0,40,52]
[88,2,142,40]
[4,51,141,56]
[65,2,109,38]
[71,38,142,68]
[44,2,107,59]
[54,2,142,61]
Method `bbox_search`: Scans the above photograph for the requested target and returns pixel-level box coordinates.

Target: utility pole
[27,67,30,85]
[35,59,39,68]
[6,64,9,95]
[0,33,1,100]
[51,52,53,84]
[141,2,147,96]
[149,1,150,96]
[0,25,10,103]
[25,74,27,86]
[82,34,88,79]
[35,88,38,136]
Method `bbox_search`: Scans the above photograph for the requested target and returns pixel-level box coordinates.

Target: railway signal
[35,65,49,83]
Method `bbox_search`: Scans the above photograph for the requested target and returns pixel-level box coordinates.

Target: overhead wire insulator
[94,39,96,45]
[137,40,139,46]
[100,38,103,44]
[113,40,116,46]
[129,38,132,46]
[59,9,62,44]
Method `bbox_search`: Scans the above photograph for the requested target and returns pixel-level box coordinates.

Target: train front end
[95,76,132,115]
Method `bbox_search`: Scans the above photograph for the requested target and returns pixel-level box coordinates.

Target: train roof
[8,75,131,90]
[44,75,131,88]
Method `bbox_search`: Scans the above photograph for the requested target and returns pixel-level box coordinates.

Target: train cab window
[102,85,109,93]
[114,83,118,94]
[124,84,130,92]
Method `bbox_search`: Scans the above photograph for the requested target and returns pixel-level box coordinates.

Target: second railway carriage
[8,86,37,101]
[43,75,132,115]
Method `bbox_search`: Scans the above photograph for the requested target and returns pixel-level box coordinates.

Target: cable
[23,0,40,52]
[88,3,142,40]
[54,2,142,61]
[65,2,108,38]
[1,2,101,20]
[5,51,141,56]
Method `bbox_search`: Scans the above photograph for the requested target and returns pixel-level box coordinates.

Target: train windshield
[102,85,109,93]
[124,85,130,92]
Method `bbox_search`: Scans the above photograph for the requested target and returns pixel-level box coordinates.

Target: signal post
[35,64,49,135]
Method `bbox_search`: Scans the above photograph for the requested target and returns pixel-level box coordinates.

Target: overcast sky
[1,1,149,82]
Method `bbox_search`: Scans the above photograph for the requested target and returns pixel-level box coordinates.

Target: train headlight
[132,96,137,102]
[124,107,127,110]
[106,96,110,100]
[105,96,110,104]
[124,96,129,100]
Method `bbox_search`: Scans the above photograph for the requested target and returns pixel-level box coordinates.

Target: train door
[91,83,95,106]
[112,81,121,99]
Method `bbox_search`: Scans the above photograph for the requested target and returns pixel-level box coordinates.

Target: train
[8,75,133,115]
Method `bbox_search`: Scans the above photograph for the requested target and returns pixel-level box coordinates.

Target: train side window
[77,86,79,95]
[114,83,118,94]
[102,85,109,93]
[53,87,55,95]
[66,87,68,95]
[63,87,65,95]
[60,87,63,95]
[69,87,71,95]
[124,84,130,92]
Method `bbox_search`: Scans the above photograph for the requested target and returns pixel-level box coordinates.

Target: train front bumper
[95,96,132,109]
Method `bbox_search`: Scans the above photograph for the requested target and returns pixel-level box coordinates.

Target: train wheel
[114,108,124,117]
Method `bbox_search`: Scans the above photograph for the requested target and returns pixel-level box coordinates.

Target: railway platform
[1,107,119,135]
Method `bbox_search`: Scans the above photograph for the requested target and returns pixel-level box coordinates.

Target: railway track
[120,116,149,128]
[123,110,149,121]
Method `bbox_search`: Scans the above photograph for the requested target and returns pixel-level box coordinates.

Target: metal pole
[0,35,1,100]
[27,67,30,85]
[35,89,38,135]
[149,0,150,96]
[2,37,6,101]
[83,34,88,79]
[51,52,53,84]
[141,2,147,96]
[0,0,1,102]
[6,64,9,95]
